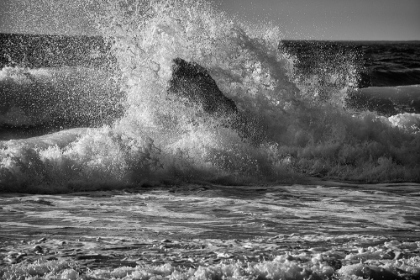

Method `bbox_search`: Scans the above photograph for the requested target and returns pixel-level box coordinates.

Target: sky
[0,0,419,40]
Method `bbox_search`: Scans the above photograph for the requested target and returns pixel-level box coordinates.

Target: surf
[1,0,419,192]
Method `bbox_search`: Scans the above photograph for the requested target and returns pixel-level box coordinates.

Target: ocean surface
[280,40,420,116]
[1,29,419,190]
[0,1,420,278]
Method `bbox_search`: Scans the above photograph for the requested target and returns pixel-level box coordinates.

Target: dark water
[281,40,420,88]
[0,33,113,68]
[2,34,420,87]
[281,40,420,115]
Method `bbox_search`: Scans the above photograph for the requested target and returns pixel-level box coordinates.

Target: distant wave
[281,40,420,88]
[348,85,420,116]
[368,68,420,87]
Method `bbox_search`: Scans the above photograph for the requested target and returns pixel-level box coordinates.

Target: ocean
[0,0,420,279]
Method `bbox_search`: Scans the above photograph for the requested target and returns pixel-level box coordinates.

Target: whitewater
[0,0,419,279]
[1,0,419,190]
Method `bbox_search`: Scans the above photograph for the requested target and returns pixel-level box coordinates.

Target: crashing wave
[1,0,419,192]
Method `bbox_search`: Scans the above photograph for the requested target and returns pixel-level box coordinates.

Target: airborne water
[0,0,420,192]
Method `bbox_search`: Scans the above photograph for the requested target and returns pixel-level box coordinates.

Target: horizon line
[281,38,420,42]
[1,31,419,42]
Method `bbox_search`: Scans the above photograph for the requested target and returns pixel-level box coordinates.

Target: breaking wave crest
[1,0,419,192]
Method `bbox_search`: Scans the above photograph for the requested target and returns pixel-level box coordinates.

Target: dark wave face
[358,41,420,87]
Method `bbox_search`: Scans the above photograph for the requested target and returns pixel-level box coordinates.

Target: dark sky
[0,0,419,40]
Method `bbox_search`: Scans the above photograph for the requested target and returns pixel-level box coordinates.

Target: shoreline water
[1,183,419,278]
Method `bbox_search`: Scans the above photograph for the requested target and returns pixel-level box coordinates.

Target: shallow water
[1,182,419,279]
[2,182,419,242]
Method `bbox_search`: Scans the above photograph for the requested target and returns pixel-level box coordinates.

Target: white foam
[388,113,420,133]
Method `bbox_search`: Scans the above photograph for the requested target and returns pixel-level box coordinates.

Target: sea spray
[280,40,366,106]
[0,66,122,128]
[86,0,420,182]
[1,0,420,192]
